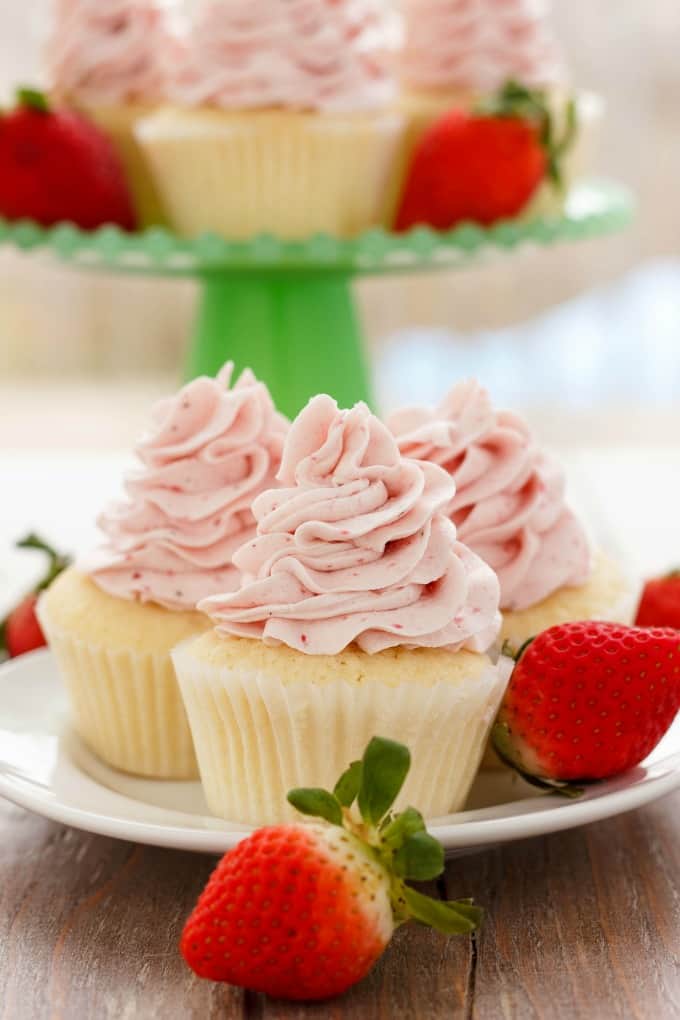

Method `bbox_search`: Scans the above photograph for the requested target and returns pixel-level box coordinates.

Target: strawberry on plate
[1,533,70,659]
[0,87,137,231]
[636,571,680,629]
[181,737,481,1001]
[492,622,680,796]
[395,80,577,232]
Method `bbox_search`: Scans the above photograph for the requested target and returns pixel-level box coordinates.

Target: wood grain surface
[1,792,678,1020]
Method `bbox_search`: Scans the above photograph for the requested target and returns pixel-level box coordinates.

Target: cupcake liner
[40,608,199,780]
[135,109,405,239]
[173,644,509,825]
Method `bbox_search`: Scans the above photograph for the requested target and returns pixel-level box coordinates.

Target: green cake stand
[0,179,632,419]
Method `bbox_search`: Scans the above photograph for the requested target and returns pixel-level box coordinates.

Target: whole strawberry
[1,534,71,659]
[396,80,577,232]
[181,737,481,1001]
[0,88,137,231]
[493,622,680,794]
[636,571,680,629]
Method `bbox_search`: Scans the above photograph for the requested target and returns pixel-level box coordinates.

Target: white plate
[1,650,679,855]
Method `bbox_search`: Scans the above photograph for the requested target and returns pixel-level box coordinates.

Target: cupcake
[172,394,508,825]
[388,380,638,649]
[45,0,170,226]
[39,364,288,779]
[397,0,596,216]
[135,0,405,239]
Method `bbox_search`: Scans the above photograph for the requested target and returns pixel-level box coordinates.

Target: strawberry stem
[16,532,71,591]
[16,87,50,114]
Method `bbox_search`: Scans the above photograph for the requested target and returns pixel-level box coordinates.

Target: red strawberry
[493,622,680,795]
[1,534,71,659]
[181,737,481,1001]
[0,87,137,231]
[636,571,680,629]
[396,80,577,232]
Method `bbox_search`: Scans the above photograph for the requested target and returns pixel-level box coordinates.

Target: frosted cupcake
[172,394,508,825]
[135,0,405,239]
[45,0,169,226]
[389,381,638,649]
[39,364,288,779]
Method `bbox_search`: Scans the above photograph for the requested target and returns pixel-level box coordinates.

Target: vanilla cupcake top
[388,380,592,612]
[168,0,397,112]
[401,0,564,94]
[46,0,169,104]
[82,364,289,612]
[200,395,501,655]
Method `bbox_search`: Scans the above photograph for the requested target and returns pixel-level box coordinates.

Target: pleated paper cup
[173,633,510,826]
[38,569,210,779]
[135,107,405,239]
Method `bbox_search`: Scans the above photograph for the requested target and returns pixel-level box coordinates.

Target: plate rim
[0,649,678,855]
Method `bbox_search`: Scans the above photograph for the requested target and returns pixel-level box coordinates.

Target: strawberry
[0,87,137,231]
[395,80,577,232]
[1,534,71,659]
[181,737,482,1001]
[492,622,680,795]
[636,571,680,629]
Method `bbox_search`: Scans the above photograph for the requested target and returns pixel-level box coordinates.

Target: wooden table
[1,792,678,1019]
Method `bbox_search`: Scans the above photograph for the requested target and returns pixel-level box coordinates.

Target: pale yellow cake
[39,568,210,779]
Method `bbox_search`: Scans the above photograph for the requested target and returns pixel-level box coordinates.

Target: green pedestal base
[186,272,374,418]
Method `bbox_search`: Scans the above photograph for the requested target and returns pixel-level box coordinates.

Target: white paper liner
[136,110,404,239]
[173,644,509,825]
[40,611,199,780]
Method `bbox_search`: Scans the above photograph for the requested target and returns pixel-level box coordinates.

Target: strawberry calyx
[16,87,51,115]
[476,79,578,190]
[0,533,70,656]
[288,736,482,935]
[491,720,585,799]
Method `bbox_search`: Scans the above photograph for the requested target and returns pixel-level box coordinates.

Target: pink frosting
[82,364,289,612]
[200,395,501,655]
[46,0,169,104]
[167,0,397,112]
[401,0,565,93]
[388,381,592,612]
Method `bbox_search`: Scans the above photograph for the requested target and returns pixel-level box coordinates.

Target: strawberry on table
[0,87,137,232]
[493,622,680,795]
[636,571,680,630]
[396,80,577,232]
[1,533,71,659]
[181,737,482,1001]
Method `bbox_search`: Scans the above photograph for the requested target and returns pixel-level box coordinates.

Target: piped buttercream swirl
[388,380,592,612]
[401,0,565,93]
[200,394,501,655]
[82,364,289,611]
[46,0,169,104]
[167,0,398,112]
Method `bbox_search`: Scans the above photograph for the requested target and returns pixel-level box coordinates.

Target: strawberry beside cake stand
[0,179,632,418]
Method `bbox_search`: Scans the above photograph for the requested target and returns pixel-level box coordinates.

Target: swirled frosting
[200,395,501,655]
[82,364,289,611]
[46,0,169,104]
[167,0,398,112]
[401,0,564,93]
[388,381,592,612]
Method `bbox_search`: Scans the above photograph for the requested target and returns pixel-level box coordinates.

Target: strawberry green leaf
[333,760,362,808]
[393,831,444,881]
[357,737,411,827]
[287,788,342,826]
[15,533,71,591]
[403,886,483,934]
[16,87,50,114]
[381,807,426,849]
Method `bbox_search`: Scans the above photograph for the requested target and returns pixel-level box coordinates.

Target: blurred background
[1,0,679,452]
